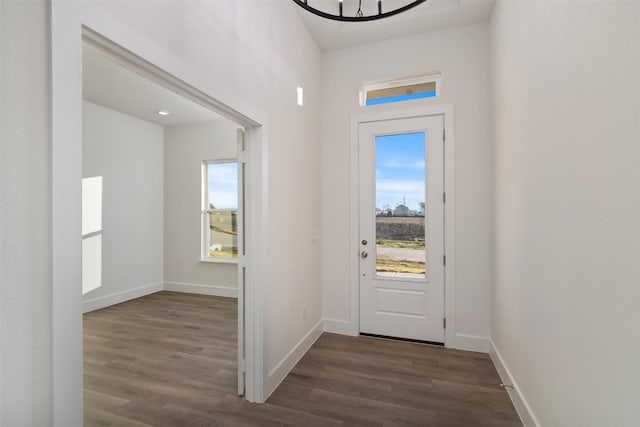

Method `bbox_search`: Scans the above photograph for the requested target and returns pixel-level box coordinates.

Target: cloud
[210,190,237,209]
[208,163,237,186]
[377,180,424,193]
[208,163,238,209]
[376,179,425,209]
[383,160,425,169]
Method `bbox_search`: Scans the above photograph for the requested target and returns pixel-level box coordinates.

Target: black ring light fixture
[292,0,427,22]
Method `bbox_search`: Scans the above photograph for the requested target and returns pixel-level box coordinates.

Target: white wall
[0,2,52,424]
[0,0,323,420]
[491,1,640,426]
[164,121,238,293]
[82,101,164,305]
[321,22,492,349]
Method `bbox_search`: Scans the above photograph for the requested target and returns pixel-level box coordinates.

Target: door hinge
[443,128,445,142]
[443,318,447,329]
[240,359,246,373]
[443,255,447,266]
[443,192,446,203]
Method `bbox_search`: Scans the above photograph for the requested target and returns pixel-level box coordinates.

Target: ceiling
[82,1,494,120]
[82,43,222,127]
[293,0,495,50]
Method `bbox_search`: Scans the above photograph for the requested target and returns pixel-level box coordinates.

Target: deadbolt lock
[361,239,368,246]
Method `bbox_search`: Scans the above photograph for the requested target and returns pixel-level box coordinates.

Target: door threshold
[359,333,444,347]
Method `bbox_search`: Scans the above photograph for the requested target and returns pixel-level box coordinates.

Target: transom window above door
[360,74,441,106]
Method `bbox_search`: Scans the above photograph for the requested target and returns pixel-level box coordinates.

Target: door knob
[361,251,368,258]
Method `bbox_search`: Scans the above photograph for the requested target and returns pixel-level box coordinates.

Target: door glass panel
[375,132,426,280]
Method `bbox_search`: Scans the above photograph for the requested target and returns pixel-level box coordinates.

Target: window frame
[201,158,239,264]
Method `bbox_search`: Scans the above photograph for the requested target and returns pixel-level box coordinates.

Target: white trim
[349,105,456,347]
[489,340,541,427]
[455,334,489,353]
[164,281,237,299]
[442,107,456,349]
[51,4,84,425]
[323,319,358,336]
[245,124,266,403]
[236,128,246,396]
[263,319,323,400]
[51,7,267,420]
[82,282,164,313]
[199,258,238,265]
[82,282,237,314]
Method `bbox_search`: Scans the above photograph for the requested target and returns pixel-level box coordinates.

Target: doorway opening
[80,34,251,422]
[51,21,266,423]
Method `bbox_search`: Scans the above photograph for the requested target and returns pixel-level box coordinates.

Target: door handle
[361,251,368,258]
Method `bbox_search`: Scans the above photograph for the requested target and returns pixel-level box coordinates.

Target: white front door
[359,115,445,343]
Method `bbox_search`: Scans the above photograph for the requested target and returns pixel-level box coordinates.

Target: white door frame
[358,115,445,343]
[51,6,266,425]
[349,105,456,347]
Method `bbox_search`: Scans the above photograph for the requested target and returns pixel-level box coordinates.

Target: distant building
[393,204,410,216]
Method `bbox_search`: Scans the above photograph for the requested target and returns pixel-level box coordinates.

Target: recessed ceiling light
[157,110,170,116]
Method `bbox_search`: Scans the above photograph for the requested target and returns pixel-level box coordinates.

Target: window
[360,74,441,106]
[202,161,238,261]
[82,176,103,294]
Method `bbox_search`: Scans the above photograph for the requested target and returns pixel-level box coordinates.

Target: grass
[376,259,426,274]
[376,239,425,250]
[209,211,237,235]
[208,210,237,258]
[208,248,237,258]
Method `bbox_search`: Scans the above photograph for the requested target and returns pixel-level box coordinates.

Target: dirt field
[376,216,425,241]
[375,216,426,274]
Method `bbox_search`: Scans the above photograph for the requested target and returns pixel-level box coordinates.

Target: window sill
[200,258,238,265]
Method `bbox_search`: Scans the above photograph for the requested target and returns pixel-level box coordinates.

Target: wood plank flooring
[84,291,521,426]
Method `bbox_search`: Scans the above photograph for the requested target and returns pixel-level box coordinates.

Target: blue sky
[376,132,426,211]
[208,163,238,209]
[366,91,436,106]
[206,134,426,212]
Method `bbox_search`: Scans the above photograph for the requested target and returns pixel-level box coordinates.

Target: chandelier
[292,0,427,22]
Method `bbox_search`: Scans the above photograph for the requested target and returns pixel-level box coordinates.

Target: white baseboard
[489,340,540,427]
[264,319,323,400]
[83,281,237,313]
[323,318,358,336]
[455,334,490,353]
[82,282,163,313]
[163,281,237,298]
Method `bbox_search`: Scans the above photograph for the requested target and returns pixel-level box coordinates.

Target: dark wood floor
[84,291,521,426]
